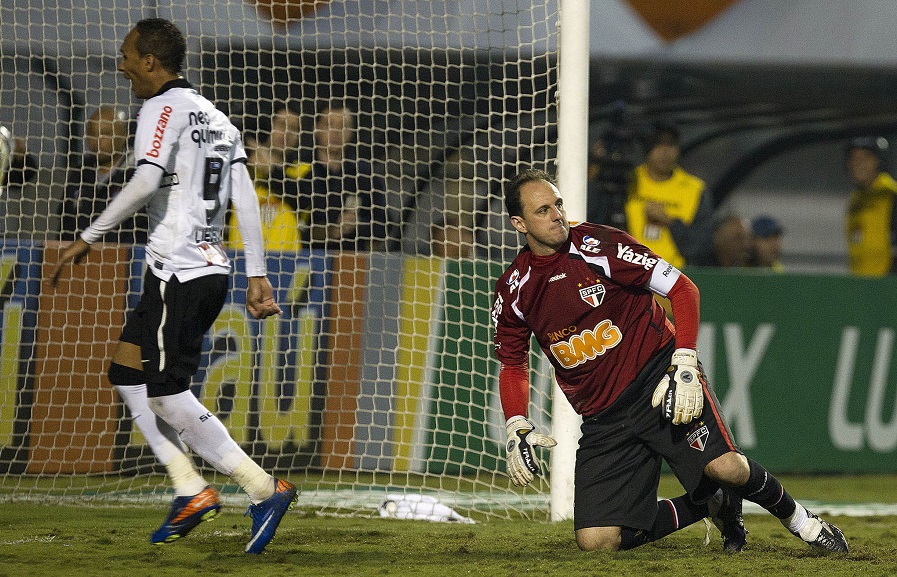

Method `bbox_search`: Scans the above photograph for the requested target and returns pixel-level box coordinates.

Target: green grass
[1,475,896,577]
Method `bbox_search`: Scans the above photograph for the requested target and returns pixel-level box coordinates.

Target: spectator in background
[0,125,38,190]
[246,101,303,176]
[59,106,148,243]
[689,213,750,268]
[226,101,305,252]
[844,136,897,276]
[710,214,750,268]
[284,100,389,251]
[430,215,474,259]
[624,122,713,268]
[748,215,785,271]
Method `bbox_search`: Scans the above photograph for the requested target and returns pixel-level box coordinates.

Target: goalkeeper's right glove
[505,416,557,487]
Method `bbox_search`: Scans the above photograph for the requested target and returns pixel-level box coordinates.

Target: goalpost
[0,0,587,522]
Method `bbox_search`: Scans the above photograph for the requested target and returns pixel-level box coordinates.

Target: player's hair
[133,18,186,75]
[504,168,555,217]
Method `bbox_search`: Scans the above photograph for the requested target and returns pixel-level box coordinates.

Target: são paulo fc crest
[578,283,606,308]
[687,424,710,452]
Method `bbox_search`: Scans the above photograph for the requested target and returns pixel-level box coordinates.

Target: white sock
[231,456,276,504]
[783,502,811,534]
[165,453,209,497]
[115,385,207,496]
[148,390,250,477]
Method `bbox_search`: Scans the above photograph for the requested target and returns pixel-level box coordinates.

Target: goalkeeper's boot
[791,510,849,554]
[244,478,298,554]
[708,487,747,552]
[151,486,222,544]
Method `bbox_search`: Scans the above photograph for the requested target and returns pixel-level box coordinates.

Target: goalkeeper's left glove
[651,348,704,425]
[505,416,557,487]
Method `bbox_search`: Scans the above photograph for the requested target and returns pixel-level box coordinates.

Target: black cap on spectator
[845,136,889,168]
[751,215,784,238]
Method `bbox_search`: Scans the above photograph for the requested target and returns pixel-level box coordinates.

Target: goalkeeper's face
[511,179,570,256]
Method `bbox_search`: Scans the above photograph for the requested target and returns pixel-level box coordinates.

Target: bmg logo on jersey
[549,319,622,369]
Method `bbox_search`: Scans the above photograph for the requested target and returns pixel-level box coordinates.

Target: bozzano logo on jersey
[548,319,622,369]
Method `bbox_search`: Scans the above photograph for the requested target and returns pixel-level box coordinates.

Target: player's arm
[649,270,703,424]
[82,163,162,242]
[493,285,556,486]
[50,163,162,286]
[231,159,281,319]
[499,361,557,487]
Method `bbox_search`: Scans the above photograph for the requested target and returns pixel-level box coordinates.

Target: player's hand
[246,276,283,319]
[505,416,557,487]
[651,348,703,425]
[49,238,92,288]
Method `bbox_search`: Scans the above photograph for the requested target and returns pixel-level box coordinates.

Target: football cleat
[791,510,849,554]
[151,486,222,544]
[244,478,298,554]
[707,487,748,552]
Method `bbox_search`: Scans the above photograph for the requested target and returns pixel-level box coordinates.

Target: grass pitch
[1,475,896,577]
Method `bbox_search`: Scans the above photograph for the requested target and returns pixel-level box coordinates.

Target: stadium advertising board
[0,245,895,475]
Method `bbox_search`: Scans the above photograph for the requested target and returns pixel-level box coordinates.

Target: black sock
[619,494,708,550]
[732,458,797,519]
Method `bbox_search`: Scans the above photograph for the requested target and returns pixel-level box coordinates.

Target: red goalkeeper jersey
[492,222,681,416]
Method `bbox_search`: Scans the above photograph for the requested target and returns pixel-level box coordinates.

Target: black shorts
[119,270,228,396]
[573,341,741,532]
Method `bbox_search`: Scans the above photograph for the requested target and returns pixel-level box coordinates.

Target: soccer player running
[492,168,848,554]
[51,19,296,554]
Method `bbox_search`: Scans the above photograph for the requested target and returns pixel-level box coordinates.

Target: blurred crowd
[587,122,895,276]
[2,108,894,275]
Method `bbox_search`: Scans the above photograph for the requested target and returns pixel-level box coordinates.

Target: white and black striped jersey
[82,79,266,282]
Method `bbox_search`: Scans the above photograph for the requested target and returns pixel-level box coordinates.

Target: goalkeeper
[492,168,848,554]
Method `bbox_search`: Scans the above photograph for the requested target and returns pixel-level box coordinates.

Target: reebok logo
[549,273,566,282]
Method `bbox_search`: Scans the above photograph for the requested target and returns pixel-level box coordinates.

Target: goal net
[0,0,562,521]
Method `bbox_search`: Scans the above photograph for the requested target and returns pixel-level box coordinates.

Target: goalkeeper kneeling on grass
[492,168,848,554]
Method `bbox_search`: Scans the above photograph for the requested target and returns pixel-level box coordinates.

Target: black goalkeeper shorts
[119,269,228,396]
[573,341,741,532]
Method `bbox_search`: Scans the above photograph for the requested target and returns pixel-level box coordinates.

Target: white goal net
[0,0,564,521]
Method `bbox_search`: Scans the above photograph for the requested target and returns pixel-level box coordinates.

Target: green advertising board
[422,263,897,474]
[687,268,897,472]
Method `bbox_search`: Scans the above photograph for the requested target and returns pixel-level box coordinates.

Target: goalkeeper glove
[651,348,704,425]
[505,416,557,487]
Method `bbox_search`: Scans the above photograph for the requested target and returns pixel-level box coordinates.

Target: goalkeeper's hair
[133,18,186,75]
[505,167,556,218]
